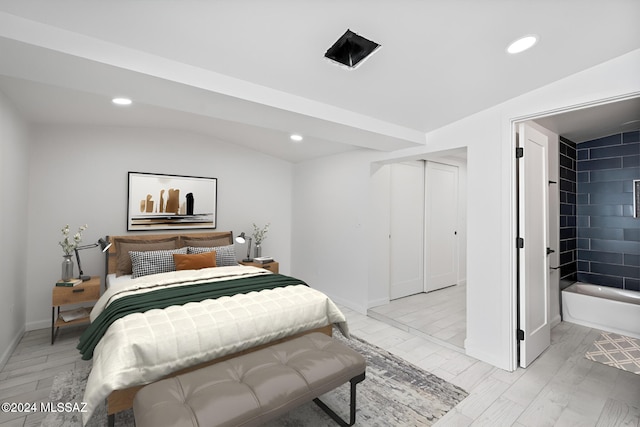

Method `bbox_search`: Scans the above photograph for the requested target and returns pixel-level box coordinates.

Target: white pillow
[187,245,238,266]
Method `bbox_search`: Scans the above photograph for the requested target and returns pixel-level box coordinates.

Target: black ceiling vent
[324,29,381,69]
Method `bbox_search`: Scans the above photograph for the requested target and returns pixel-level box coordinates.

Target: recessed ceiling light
[290,134,303,142]
[506,35,538,54]
[112,97,132,106]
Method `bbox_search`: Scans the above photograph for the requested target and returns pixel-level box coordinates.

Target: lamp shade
[98,237,112,252]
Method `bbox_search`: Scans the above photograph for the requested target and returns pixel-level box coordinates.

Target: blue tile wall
[559,136,577,282]
[576,131,640,291]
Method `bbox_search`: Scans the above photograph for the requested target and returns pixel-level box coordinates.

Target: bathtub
[562,282,640,339]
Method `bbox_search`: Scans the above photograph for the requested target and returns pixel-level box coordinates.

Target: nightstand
[240,261,279,274]
[51,276,100,344]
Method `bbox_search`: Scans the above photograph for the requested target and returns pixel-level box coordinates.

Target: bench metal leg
[108,413,115,427]
[313,372,366,427]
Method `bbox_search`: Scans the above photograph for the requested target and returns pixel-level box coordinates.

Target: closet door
[425,161,459,292]
[389,161,425,300]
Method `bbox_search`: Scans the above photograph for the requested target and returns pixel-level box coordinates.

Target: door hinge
[516,147,524,158]
[516,237,524,248]
[517,329,525,341]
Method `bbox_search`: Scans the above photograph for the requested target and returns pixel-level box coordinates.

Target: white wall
[292,48,640,370]
[291,149,376,312]
[25,125,293,329]
[0,90,29,368]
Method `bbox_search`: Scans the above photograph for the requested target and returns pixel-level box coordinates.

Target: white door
[425,161,459,292]
[390,161,425,300]
[518,122,551,368]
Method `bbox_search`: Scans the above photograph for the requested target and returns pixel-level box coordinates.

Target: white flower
[59,224,88,255]
[252,223,270,245]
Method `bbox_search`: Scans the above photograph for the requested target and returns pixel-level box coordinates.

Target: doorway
[512,95,639,369]
[369,149,468,349]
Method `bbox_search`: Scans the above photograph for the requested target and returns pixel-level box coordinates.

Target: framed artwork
[127,172,217,230]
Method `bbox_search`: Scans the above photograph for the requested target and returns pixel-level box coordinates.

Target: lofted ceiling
[0,1,638,162]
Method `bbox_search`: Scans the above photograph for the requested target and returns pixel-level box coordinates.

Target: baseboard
[0,325,25,371]
[550,314,562,329]
[367,297,390,309]
[464,338,514,371]
[26,319,50,332]
[326,294,368,315]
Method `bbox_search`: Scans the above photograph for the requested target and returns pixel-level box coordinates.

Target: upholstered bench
[133,332,366,427]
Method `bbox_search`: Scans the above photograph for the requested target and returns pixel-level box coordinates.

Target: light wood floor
[0,325,91,426]
[1,307,638,426]
[347,305,640,426]
[368,284,466,350]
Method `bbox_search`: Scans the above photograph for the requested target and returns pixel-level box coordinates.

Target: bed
[80,232,347,426]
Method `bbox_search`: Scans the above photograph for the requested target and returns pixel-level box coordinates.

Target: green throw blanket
[77,273,306,360]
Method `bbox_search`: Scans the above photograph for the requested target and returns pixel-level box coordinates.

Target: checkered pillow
[187,245,238,266]
[129,248,188,278]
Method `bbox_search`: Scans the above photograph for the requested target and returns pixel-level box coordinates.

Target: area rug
[585,332,640,375]
[42,334,468,426]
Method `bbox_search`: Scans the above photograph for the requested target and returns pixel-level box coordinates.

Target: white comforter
[82,265,348,425]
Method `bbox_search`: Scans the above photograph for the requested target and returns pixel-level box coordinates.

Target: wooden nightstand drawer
[52,279,100,305]
[52,284,100,306]
[240,261,279,274]
[258,262,278,272]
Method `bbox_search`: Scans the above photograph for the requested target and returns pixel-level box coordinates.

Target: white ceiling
[534,97,640,144]
[0,1,638,162]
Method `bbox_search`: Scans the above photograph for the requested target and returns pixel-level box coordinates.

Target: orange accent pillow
[173,251,217,271]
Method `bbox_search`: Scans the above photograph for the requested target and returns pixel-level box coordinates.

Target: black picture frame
[127,172,217,231]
